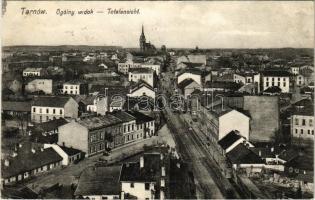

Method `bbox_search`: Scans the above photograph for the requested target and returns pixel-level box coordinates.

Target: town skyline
[3,1,314,48]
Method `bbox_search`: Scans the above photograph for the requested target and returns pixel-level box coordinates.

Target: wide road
[160,59,241,199]
[164,107,224,199]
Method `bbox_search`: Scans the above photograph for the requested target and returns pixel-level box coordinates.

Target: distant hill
[3,45,122,52]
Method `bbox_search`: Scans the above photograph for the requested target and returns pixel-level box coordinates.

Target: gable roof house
[2,147,63,185]
[31,96,78,123]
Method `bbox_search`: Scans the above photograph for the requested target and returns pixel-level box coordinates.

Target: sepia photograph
[1,1,314,199]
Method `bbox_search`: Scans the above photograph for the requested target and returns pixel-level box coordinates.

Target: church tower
[139,24,146,52]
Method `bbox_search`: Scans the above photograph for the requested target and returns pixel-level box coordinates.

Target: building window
[295,118,299,125]
[308,130,310,134]
[309,119,313,126]
[151,121,154,126]
[278,78,280,81]
[312,130,314,135]
[53,109,55,114]
[46,116,49,121]
[302,119,306,126]
[130,183,134,188]
[39,108,42,113]
[295,129,298,134]
[46,108,49,114]
[132,124,134,131]
[60,109,63,115]
[301,129,303,134]
[283,82,286,87]
[128,125,130,132]
[145,183,150,190]
[266,82,269,87]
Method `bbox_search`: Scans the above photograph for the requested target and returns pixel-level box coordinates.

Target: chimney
[19,143,23,148]
[121,191,125,200]
[161,166,165,176]
[259,150,262,157]
[176,162,181,169]
[4,159,10,167]
[140,156,144,168]
[31,148,36,154]
[271,147,274,152]
[160,190,165,200]
[104,88,108,97]
[160,153,164,161]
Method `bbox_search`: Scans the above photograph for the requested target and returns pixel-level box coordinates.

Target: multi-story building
[25,79,53,94]
[22,68,45,77]
[261,71,291,93]
[291,99,314,143]
[129,68,154,87]
[233,72,260,86]
[197,104,250,142]
[141,64,161,75]
[31,96,78,123]
[120,152,169,200]
[127,111,155,138]
[58,115,123,157]
[177,69,203,86]
[63,80,88,95]
[118,60,141,74]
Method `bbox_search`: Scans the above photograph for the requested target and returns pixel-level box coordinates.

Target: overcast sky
[2,1,314,48]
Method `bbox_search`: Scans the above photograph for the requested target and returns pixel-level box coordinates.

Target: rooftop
[31,118,68,133]
[120,153,162,182]
[263,86,282,93]
[77,115,122,130]
[32,96,73,108]
[23,68,42,72]
[218,130,242,150]
[262,70,292,77]
[111,111,136,123]
[129,68,154,74]
[126,111,155,124]
[59,145,82,156]
[226,143,264,165]
[2,101,32,112]
[2,147,63,179]
[74,165,121,196]
[130,80,154,93]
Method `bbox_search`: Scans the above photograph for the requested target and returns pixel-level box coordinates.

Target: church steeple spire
[141,24,145,36]
[139,24,146,52]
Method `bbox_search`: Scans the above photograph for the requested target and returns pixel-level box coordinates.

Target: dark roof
[74,165,121,196]
[293,98,313,107]
[177,79,195,91]
[263,86,282,93]
[218,131,242,150]
[32,118,68,132]
[59,146,82,156]
[226,144,264,164]
[77,115,122,130]
[130,80,154,93]
[292,99,314,116]
[177,68,203,76]
[2,101,32,112]
[180,62,204,68]
[111,111,136,122]
[262,70,292,77]
[2,187,38,199]
[2,147,63,179]
[120,153,161,182]
[32,96,72,107]
[204,81,242,91]
[126,111,154,124]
